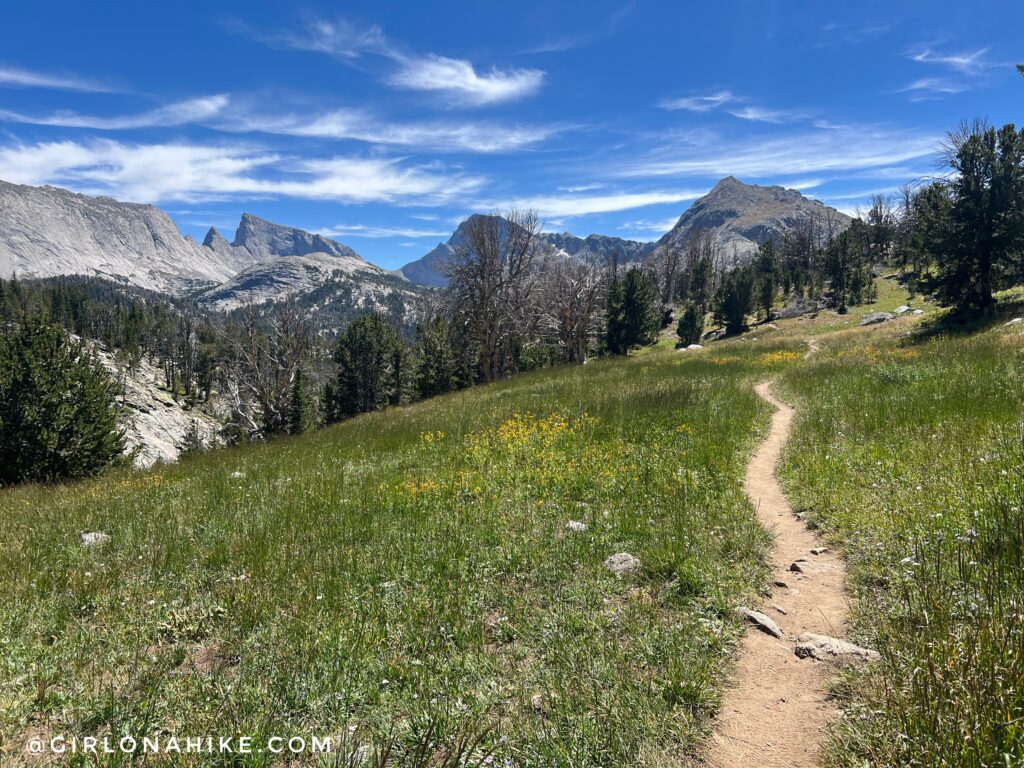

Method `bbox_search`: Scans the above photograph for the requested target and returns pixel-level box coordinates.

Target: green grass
[0,341,802,767]
[778,295,1024,767]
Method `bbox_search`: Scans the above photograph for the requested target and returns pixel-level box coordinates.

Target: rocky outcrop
[0,179,252,293]
[230,213,361,261]
[654,176,852,267]
[91,344,222,467]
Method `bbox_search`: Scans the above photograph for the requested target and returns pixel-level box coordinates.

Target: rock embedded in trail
[810,546,828,555]
[795,633,880,663]
[734,607,785,639]
[859,312,895,326]
[603,552,641,576]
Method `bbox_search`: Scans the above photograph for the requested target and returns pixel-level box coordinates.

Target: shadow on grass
[908,289,1024,343]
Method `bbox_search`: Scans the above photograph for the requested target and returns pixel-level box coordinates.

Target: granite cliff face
[653,176,852,265]
[0,180,252,292]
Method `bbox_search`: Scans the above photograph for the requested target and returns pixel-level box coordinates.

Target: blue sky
[0,1,1020,269]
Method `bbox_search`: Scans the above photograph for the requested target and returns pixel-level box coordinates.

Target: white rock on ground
[794,633,880,663]
[566,520,588,533]
[80,531,110,547]
[859,312,895,326]
[894,305,911,314]
[734,607,785,638]
[1006,317,1023,326]
[686,343,704,351]
[603,552,641,576]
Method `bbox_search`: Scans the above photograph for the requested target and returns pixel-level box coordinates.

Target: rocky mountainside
[654,176,852,265]
[399,214,654,287]
[0,180,256,292]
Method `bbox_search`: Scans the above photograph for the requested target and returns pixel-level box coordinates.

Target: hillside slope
[0,335,799,765]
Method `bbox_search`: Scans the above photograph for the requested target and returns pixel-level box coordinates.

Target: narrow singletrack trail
[706,378,849,768]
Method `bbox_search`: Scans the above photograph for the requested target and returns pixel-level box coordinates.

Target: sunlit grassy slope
[778,287,1024,767]
[0,339,806,767]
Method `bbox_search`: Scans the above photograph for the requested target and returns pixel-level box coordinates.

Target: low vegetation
[779,290,1024,767]
[0,339,807,766]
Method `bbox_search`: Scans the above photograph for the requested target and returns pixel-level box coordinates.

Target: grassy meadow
[778,289,1024,767]
[4,277,1024,767]
[0,339,805,766]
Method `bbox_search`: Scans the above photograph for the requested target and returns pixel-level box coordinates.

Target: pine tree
[675,303,704,346]
[605,268,660,354]
[927,123,1024,311]
[326,313,402,421]
[288,368,314,434]
[414,317,457,399]
[754,241,776,319]
[0,322,127,485]
[713,267,755,335]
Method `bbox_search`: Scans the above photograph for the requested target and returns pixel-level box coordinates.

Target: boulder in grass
[1006,318,1023,326]
[80,531,110,547]
[603,552,641,576]
[894,305,911,315]
[859,312,894,326]
[566,520,588,533]
[686,344,704,351]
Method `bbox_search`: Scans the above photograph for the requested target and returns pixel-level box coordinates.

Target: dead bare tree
[442,210,542,383]
[535,254,606,364]
[219,300,309,439]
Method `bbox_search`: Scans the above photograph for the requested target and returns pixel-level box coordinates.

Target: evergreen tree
[675,303,704,346]
[0,322,126,485]
[288,368,315,434]
[177,418,207,459]
[326,313,401,421]
[927,123,1024,310]
[414,317,458,399]
[713,267,755,335]
[605,268,661,354]
[754,241,776,318]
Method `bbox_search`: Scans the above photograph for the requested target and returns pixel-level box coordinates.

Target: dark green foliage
[926,123,1024,311]
[822,220,876,312]
[0,322,126,485]
[606,268,661,354]
[713,267,755,335]
[675,303,704,347]
[288,368,315,434]
[414,317,460,399]
[177,418,207,459]
[754,241,777,318]
[326,313,403,422]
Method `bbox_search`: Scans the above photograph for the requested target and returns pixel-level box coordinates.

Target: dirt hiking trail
[705,379,851,768]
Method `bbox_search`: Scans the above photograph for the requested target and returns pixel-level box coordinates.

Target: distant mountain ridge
[399,215,654,287]
[653,176,852,264]
[398,178,851,286]
[0,180,249,293]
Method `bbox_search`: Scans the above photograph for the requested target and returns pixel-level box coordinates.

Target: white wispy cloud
[617,216,679,234]
[519,1,636,55]
[387,54,544,106]
[616,125,939,179]
[726,105,809,124]
[253,17,544,106]
[657,90,736,112]
[906,46,994,74]
[485,188,705,219]
[315,223,450,239]
[0,64,118,93]
[0,139,483,205]
[898,77,969,100]
[229,107,559,152]
[0,95,230,130]
[659,91,808,123]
